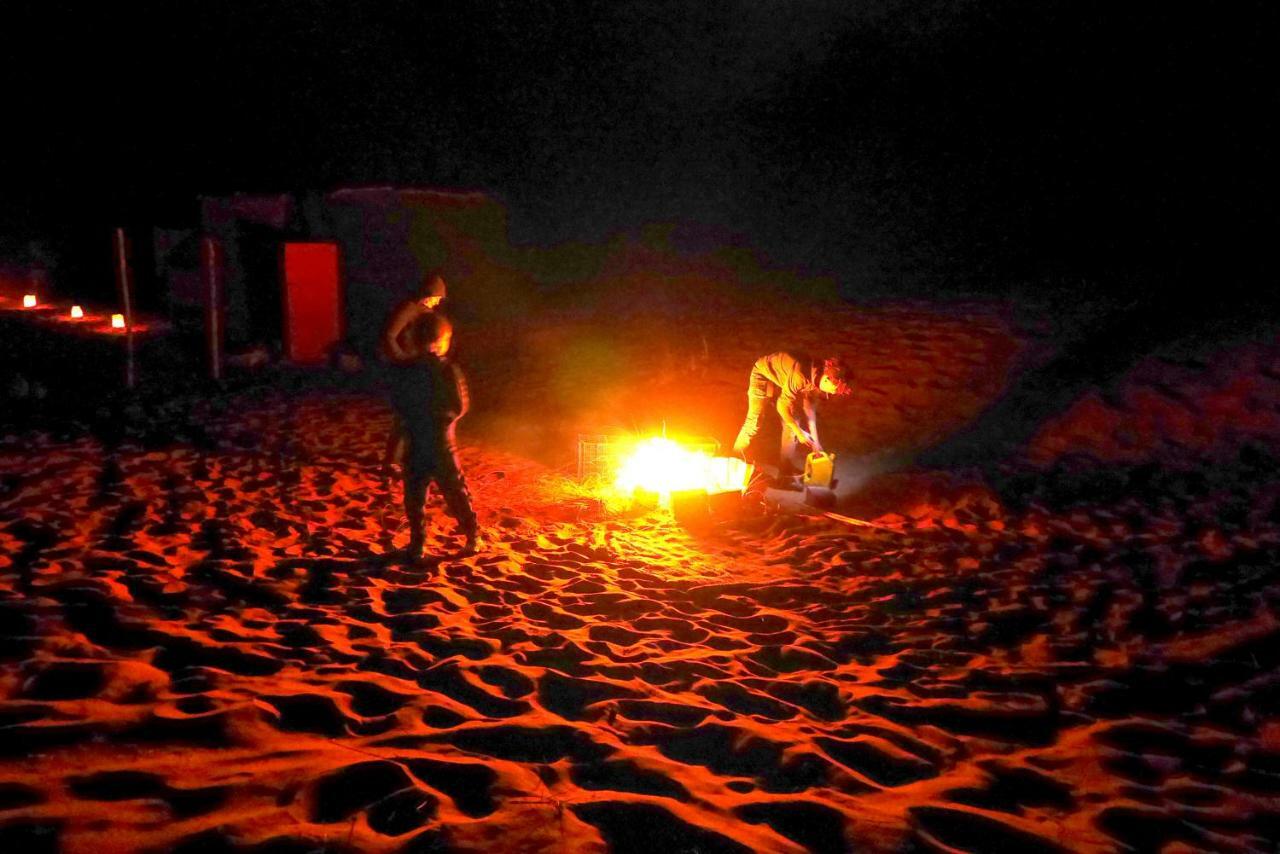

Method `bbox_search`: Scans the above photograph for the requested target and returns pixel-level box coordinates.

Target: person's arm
[803,394,823,453]
[448,363,470,422]
[381,302,424,363]
[776,393,813,446]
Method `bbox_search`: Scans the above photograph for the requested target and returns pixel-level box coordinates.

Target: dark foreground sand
[2,295,1278,853]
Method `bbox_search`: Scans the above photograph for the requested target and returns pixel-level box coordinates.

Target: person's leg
[437,473,479,551]
[743,461,773,501]
[397,406,442,560]
[433,425,480,551]
[402,469,428,559]
[734,372,777,501]
[382,415,405,480]
[732,398,764,458]
[778,427,806,483]
[732,370,772,457]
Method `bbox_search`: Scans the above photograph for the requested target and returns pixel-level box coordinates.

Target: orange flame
[614,437,749,506]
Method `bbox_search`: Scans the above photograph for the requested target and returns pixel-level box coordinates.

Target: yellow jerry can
[803,451,836,488]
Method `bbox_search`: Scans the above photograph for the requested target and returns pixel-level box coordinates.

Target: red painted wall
[282,243,341,363]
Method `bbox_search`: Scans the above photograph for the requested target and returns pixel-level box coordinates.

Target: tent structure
[154,187,515,362]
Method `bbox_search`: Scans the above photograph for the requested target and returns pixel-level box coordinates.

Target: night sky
[3,0,1275,297]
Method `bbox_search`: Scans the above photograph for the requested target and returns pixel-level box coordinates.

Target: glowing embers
[23,294,37,308]
[613,436,749,507]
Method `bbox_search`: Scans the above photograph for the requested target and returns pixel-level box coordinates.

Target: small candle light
[70,305,84,319]
[111,313,126,329]
[23,294,37,308]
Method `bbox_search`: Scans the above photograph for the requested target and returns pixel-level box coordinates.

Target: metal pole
[202,236,223,381]
[113,227,136,389]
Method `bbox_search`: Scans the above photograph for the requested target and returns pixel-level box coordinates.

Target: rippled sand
[2,298,1278,852]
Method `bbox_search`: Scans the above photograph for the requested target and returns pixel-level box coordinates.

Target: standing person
[383,311,481,559]
[381,271,448,478]
[382,271,447,362]
[732,352,851,500]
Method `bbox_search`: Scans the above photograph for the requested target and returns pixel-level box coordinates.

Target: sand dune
[2,298,1278,852]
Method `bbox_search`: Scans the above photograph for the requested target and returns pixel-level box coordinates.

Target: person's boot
[460,530,484,556]
[405,529,424,562]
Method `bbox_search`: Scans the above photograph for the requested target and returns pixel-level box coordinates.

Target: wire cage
[576,432,721,483]
[576,433,621,484]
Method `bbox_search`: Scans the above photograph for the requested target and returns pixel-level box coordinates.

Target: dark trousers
[401,421,476,543]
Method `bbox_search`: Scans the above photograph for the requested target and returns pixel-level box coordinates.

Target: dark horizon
[2,1,1275,299]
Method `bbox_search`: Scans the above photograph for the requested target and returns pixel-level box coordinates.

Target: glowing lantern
[70,305,84,319]
[22,294,37,308]
[111,313,126,329]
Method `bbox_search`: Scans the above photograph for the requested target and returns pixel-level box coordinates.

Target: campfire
[592,435,749,508]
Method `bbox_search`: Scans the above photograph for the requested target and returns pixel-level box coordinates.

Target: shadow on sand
[915,292,1277,480]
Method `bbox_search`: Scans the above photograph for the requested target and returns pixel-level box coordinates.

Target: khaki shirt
[751,352,819,444]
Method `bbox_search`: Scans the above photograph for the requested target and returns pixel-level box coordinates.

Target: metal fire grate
[576,432,720,483]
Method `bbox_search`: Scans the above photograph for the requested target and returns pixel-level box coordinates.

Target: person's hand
[797,428,824,454]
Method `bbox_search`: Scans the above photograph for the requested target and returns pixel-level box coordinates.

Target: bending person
[732,352,851,500]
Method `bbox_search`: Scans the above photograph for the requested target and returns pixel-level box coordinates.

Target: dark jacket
[392,356,469,429]
[391,356,469,474]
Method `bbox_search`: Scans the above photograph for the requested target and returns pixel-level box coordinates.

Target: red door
[281,242,341,364]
